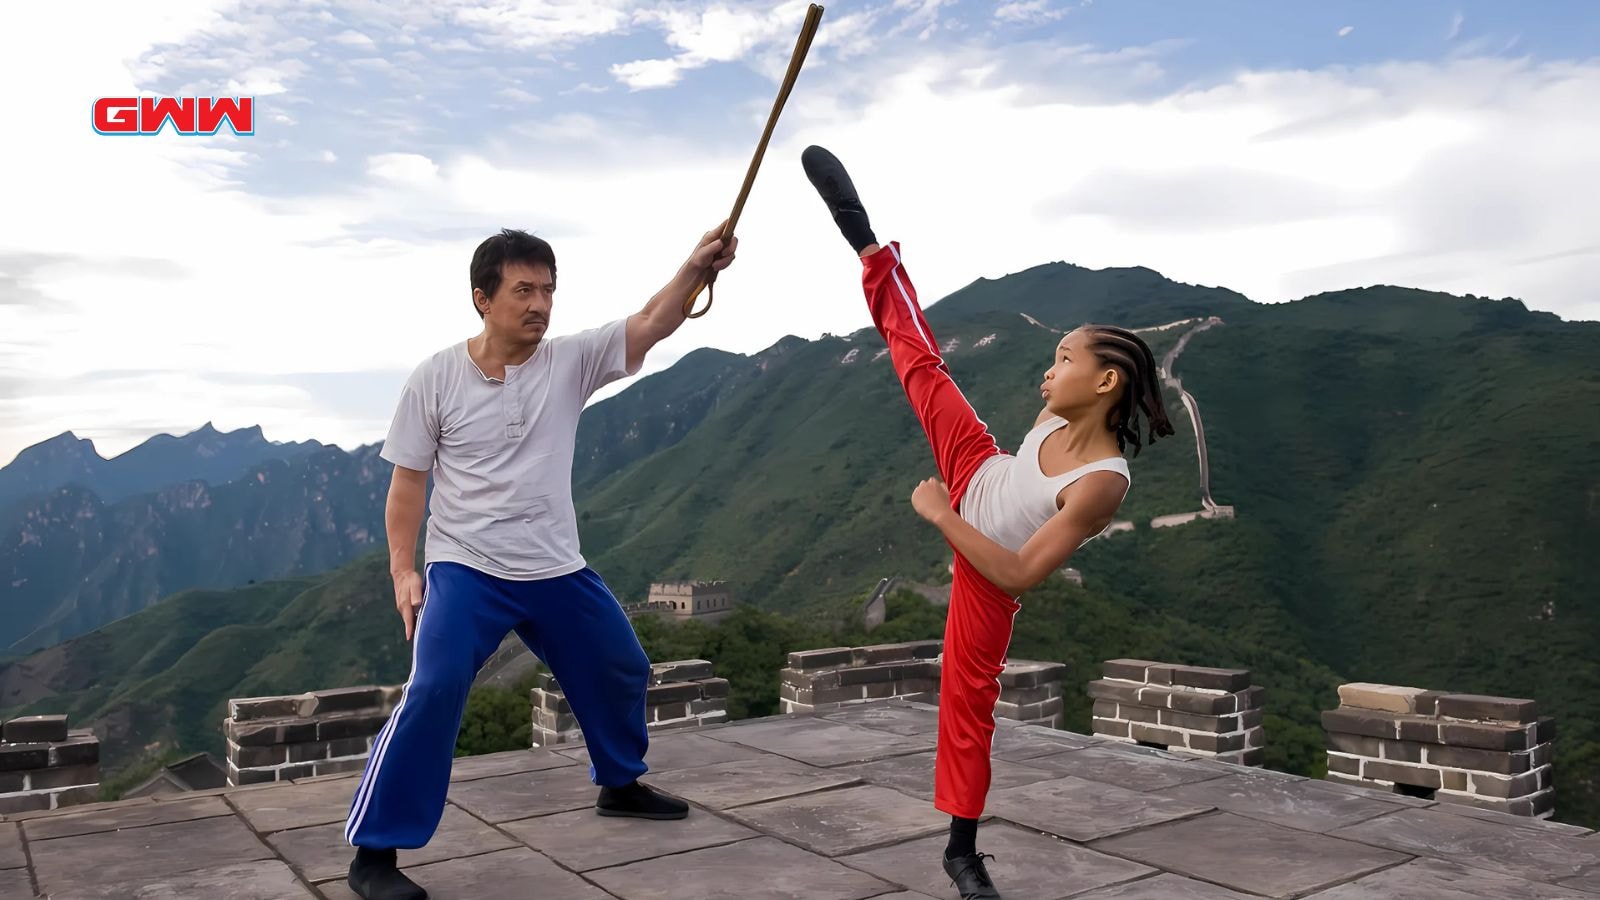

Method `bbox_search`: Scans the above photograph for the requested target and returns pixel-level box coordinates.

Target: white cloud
[1338,26,1355,38]
[611,57,689,90]
[995,1,1069,25]
[1447,11,1465,41]
[366,152,442,184]
[332,29,378,50]
[321,149,338,163]
[450,0,638,49]
[890,0,955,38]
[612,3,806,91]
[498,86,540,103]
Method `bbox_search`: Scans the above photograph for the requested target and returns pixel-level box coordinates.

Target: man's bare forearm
[386,475,427,576]
[640,263,699,337]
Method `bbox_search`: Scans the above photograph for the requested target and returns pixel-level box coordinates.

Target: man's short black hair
[470,228,556,317]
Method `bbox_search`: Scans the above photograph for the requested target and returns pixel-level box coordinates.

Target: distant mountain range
[0,426,383,654]
[0,422,324,508]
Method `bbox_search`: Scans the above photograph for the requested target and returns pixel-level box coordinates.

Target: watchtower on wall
[636,581,737,623]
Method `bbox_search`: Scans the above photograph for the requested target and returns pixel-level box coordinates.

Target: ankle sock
[946,815,979,860]
[834,206,877,255]
[354,847,397,868]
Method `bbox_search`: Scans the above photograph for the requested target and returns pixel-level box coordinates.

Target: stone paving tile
[0,867,33,898]
[1331,807,1600,884]
[1557,869,1600,894]
[1,822,24,870]
[4,797,158,823]
[317,846,614,900]
[1428,802,1594,837]
[1304,857,1596,899]
[19,796,231,842]
[835,751,1057,802]
[1091,812,1411,898]
[559,731,768,774]
[147,782,281,800]
[268,804,515,883]
[48,859,317,899]
[1191,758,1305,781]
[1153,772,1399,833]
[641,755,859,810]
[843,822,1156,899]
[989,725,1100,761]
[231,777,364,834]
[1021,746,1228,793]
[1093,740,1207,762]
[447,748,578,782]
[502,804,757,871]
[819,704,943,736]
[985,776,1212,842]
[724,784,947,857]
[290,772,361,786]
[29,813,275,895]
[1071,873,1262,899]
[445,764,599,822]
[588,836,893,900]
[706,718,934,767]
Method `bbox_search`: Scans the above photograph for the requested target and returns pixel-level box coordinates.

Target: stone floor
[3,701,1599,899]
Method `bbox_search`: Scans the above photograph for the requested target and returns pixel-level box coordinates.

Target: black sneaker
[801,145,878,253]
[347,848,427,900]
[596,780,689,820]
[942,851,1002,899]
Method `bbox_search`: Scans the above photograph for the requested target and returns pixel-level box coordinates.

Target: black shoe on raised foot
[800,144,878,254]
[348,848,427,900]
[596,780,690,820]
[943,851,1002,900]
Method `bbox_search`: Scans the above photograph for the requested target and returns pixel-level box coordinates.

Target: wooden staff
[682,3,825,318]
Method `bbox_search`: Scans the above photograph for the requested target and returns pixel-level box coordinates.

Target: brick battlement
[1323,682,1557,818]
[529,659,729,748]
[0,715,100,814]
[1088,659,1266,766]
[223,685,401,785]
[779,641,1067,728]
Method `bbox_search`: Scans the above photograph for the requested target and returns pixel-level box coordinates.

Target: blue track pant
[344,561,651,849]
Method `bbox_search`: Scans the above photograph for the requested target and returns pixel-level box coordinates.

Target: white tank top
[959,415,1131,553]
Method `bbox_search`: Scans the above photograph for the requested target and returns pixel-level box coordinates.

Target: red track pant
[861,241,1019,819]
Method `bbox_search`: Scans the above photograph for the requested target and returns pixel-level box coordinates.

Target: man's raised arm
[625,222,738,371]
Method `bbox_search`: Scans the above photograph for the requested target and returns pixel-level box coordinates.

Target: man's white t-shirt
[379,318,640,580]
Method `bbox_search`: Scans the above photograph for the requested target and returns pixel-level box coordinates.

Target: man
[343,222,737,900]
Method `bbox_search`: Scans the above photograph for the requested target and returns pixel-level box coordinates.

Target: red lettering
[93,97,138,133]
[140,96,197,134]
[93,96,254,135]
[198,97,253,134]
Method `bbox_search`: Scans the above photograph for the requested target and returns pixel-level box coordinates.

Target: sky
[1,0,1597,465]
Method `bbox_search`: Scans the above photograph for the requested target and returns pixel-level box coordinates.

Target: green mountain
[572,346,762,493]
[1,260,1595,825]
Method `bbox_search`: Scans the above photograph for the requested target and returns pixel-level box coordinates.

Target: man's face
[479,261,554,341]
